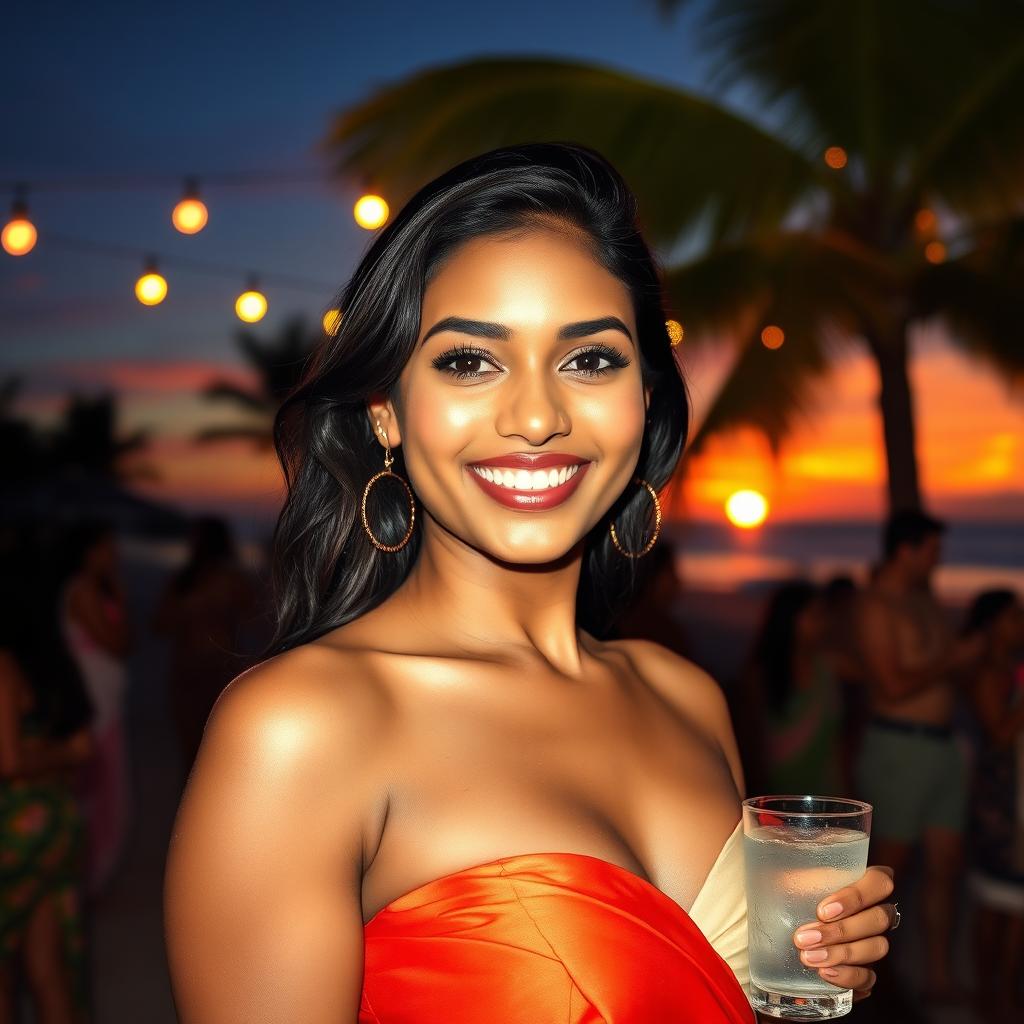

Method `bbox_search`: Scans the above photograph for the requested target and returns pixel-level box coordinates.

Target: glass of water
[742,795,872,1020]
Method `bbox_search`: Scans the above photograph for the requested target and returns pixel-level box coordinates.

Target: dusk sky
[3,1,1022,525]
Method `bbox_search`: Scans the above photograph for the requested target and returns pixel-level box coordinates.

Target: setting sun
[725,489,769,528]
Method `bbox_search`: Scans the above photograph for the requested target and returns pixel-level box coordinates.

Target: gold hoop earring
[361,421,416,552]
[609,478,662,558]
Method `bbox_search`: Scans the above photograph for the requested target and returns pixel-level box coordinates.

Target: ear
[366,393,402,449]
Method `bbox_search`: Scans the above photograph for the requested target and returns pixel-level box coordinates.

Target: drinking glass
[742,795,872,1019]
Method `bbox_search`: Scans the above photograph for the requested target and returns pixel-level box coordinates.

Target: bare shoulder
[165,642,395,1023]
[604,637,744,796]
[206,642,395,762]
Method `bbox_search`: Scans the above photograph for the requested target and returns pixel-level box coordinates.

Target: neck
[395,515,587,675]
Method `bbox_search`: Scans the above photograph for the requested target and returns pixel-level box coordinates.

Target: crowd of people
[0,516,262,1023]
[722,510,1024,1018]
[0,506,1020,1020]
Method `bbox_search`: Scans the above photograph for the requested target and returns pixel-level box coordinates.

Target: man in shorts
[855,509,984,1001]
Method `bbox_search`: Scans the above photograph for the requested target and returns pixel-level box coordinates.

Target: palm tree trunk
[868,326,922,513]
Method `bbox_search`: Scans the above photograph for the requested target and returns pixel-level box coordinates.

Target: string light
[924,241,947,264]
[172,176,208,235]
[322,308,342,336]
[2,187,37,256]
[135,256,168,306]
[666,319,684,346]
[824,146,847,170]
[354,193,389,229]
[914,208,937,237]
[235,275,268,322]
[760,325,785,349]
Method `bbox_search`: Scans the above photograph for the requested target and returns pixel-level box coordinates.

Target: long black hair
[269,143,689,653]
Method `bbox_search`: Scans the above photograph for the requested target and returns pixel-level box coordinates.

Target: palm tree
[318,0,1024,512]
[198,314,318,447]
[50,393,152,480]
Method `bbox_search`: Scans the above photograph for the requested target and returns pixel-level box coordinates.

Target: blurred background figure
[610,539,690,657]
[0,523,95,1023]
[854,509,985,1003]
[959,588,1024,1017]
[58,522,132,897]
[819,575,868,793]
[153,517,260,778]
[732,580,843,797]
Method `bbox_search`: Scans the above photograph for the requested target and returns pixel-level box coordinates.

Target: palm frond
[320,57,829,248]
[913,218,1024,383]
[194,425,275,449]
[201,380,270,414]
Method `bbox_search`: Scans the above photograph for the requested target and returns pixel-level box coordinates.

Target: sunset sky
[3,1,1022,527]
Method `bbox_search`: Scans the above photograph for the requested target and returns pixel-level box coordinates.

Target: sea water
[744,824,870,1017]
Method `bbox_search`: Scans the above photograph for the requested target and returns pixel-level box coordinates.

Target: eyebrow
[420,315,634,346]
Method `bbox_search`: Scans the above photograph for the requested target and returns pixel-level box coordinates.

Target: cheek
[397,370,487,482]
[575,380,647,458]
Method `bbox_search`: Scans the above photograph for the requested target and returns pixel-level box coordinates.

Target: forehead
[421,227,633,327]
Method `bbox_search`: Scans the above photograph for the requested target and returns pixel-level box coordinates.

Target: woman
[154,516,261,778]
[734,581,843,797]
[961,589,1024,1015]
[59,522,132,895]
[165,144,897,1022]
[0,525,94,1022]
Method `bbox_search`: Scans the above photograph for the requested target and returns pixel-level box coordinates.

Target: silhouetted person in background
[820,575,868,793]
[153,517,260,778]
[855,509,985,1003]
[959,588,1024,1017]
[733,580,843,797]
[0,524,95,1022]
[58,522,132,897]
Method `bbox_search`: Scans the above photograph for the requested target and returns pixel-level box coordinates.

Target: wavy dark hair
[268,142,689,653]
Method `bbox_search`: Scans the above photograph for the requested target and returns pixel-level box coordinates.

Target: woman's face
[378,225,648,565]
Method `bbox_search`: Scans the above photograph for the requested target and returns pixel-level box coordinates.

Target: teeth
[471,463,582,491]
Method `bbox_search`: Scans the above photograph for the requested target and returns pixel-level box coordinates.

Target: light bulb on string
[172,176,208,234]
[354,193,388,229]
[2,186,37,256]
[135,255,168,306]
[323,308,342,336]
[236,274,267,322]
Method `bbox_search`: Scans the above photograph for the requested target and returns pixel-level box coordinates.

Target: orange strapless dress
[360,840,754,1023]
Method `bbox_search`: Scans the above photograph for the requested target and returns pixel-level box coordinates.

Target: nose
[494,366,570,446]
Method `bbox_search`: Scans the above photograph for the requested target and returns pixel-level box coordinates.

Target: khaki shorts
[854,722,968,843]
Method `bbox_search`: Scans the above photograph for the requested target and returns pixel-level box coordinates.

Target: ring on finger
[889,902,901,932]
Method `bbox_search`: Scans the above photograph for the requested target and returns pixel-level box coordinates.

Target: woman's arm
[164,646,393,1024]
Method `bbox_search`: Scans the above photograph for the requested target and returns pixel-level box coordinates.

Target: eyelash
[431,344,630,380]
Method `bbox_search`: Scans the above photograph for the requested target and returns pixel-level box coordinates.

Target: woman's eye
[562,347,628,376]
[432,349,500,379]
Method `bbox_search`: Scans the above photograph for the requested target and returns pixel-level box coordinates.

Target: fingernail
[821,968,840,978]
[821,902,843,919]
[804,949,829,963]
[795,929,822,947]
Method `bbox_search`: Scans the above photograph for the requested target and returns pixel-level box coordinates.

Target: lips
[466,453,591,510]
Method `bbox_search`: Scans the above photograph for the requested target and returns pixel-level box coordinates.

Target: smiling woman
[164,143,896,1024]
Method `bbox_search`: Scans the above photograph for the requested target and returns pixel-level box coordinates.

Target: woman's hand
[791,865,897,1001]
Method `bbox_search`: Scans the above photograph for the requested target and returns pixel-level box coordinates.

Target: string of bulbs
[1,174,391,329]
